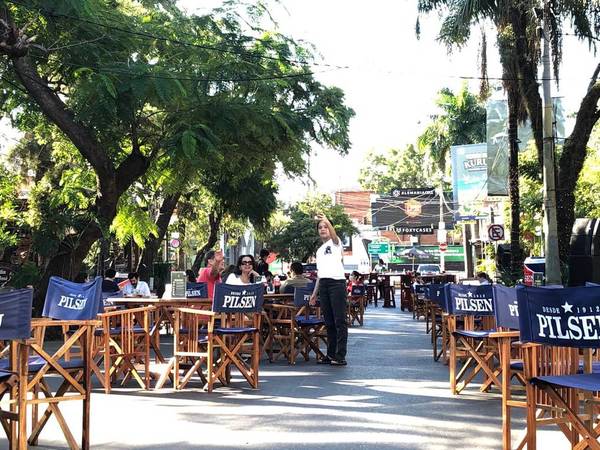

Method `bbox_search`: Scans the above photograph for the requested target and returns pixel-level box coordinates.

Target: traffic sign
[368,242,389,255]
[439,243,448,252]
[488,224,505,241]
[170,238,181,248]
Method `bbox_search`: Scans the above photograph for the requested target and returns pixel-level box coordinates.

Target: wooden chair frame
[294,303,327,362]
[27,318,97,450]
[156,308,217,391]
[0,341,27,450]
[448,315,501,395]
[265,303,298,364]
[347,294,365,327]
[93,306,154,393]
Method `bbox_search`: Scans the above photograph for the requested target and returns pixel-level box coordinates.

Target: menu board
[170,271,187,298]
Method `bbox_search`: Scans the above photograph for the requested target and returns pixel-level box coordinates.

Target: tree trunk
[510,6,544,164]
[191,210,222,274]
[556,80,600,264]
[137,193,181,281]
[33,224,102,313]
[507,85,523,283]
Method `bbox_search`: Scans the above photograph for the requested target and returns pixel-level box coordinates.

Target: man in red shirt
[196,250,224,300]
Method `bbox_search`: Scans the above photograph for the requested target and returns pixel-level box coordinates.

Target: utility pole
[541,4,561,285]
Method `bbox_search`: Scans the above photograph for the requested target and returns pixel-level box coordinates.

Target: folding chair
[347,285,366,327]
[427,284,448,362]
[265,299,297,364]
[157,306,216,391]
[447,284,499,395]
[0,288,32,450]
[208,283,263,390]
[490,285,529,450]
[516,285,600,450]
[293,287,328,362]
[412,284,427,321]
[25,276,102,449]
[94,305,154,394]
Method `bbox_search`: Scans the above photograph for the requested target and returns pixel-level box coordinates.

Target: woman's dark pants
[319,278,348,360]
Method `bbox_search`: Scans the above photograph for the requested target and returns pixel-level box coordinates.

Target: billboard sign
[451,143,488,220]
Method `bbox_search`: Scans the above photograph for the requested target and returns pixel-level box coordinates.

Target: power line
[7,0,350,71]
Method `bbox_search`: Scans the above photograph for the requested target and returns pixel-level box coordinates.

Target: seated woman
[225,255,262,285]
[347,270,364,293]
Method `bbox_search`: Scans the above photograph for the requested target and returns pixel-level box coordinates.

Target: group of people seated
[192,249,313,301]
[102,269,151,298]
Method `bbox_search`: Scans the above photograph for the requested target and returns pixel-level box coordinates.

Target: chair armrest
[177,308,215,316]
[488,330,521,339]
[31,318,101,327]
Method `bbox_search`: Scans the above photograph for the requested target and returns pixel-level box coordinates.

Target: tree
[0,1,353,309]
[417,84,486,174]
[267,193,357,262]
[417,0,600,280]
[358,144,430,194]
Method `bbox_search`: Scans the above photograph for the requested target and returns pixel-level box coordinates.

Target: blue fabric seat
[0,356,84,372]
[532,373,600,391]
[454,329,495,339]
[296,316,325,326]
[0,369,14,382]
[94,325,146,336]
[511,360,600,373]
[215,327,257,334]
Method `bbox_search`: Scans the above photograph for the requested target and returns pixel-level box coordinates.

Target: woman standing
[225,255,262,285]
[310,214,348,366]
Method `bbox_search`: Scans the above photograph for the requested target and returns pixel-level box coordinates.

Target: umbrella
[398,247,429,271]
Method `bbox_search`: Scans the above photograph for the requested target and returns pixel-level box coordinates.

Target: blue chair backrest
[429,283,448,310]
[0,288,33,340]
[350,285,366,296]
[414,284,426,295]
[493,285,520,329]
[517,285,600,348]
[212,283,264,313]
[586,282,600,287]
[43,276,103,320]
[293,286,313,308]
[186,282,208,298]
[447,284,494,316]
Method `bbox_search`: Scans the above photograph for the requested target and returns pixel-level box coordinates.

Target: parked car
[416,264,441,274]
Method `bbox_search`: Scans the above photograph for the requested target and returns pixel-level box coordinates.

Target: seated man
[102,268,120,293]
[280,262,309,293]
[122,272,151,297]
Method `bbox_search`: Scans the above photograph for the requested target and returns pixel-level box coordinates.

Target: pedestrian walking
[310,213,348,366]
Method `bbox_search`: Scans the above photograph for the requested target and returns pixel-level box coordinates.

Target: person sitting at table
[476,271,492,285]
[281,261,309,293]
[102,268,120,293]
[347,270,364,293]
[225,255,261,285]
[197,249,225,301]
[122,272,151,297]
[374,258,386,273]
[185,269,196,283]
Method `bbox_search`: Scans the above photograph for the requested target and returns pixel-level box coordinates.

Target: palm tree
[417,0,600,280]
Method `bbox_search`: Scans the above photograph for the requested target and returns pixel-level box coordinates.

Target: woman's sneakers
[317,356,347,366]
[330,359,347,366]
[317,356,333,364]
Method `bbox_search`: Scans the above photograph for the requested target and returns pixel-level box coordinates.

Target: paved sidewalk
[2,307,566,449]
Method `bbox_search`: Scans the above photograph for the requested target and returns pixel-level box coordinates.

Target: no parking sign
[488,224,505,241]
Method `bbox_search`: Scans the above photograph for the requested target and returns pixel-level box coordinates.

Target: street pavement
[1,306,567,449]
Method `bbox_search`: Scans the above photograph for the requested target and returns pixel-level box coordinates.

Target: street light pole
[541,5,561,285]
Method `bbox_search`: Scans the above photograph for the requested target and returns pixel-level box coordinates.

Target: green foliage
[0,164,20,251]
[359,144,430,194]
[267,193,357,262]
[111,199,159,248]
[8,262,41,289]
[417,84,486,175]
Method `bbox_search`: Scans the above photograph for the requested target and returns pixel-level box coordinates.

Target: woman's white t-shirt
[316,239,345,280]
[225,273,260,285]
